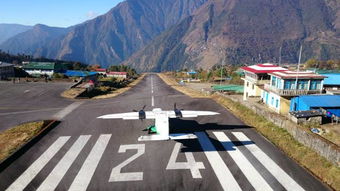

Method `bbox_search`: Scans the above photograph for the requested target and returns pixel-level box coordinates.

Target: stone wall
[218,92,340,166]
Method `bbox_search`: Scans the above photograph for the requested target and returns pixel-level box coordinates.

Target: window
[271,97,274,106]
[277,79,281,89]
[316,80,322,90]
[298,80,308,90]
[276,99,279,108]
[310,80,317,90]
[252,84,254,90]
[247,82,249,87]
[271,76,276,87]
[284,80,291,89]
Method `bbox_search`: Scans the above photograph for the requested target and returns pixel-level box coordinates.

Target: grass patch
[158,73,209,98]
[92,74,146,99]
[0,121,47,162]
[212,95,340,190]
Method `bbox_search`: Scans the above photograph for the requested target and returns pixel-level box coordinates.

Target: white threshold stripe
[232,132,305,191]
[37,135,91,191]
[213,132,273,191]
[195,132,242,191]
[53,102,83,120]
[6,136,70,191]
[68,134,111,191]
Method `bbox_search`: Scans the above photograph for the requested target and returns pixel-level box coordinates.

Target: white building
[22,62,64,77]
[241,63,287,101]
[107,72,127,79]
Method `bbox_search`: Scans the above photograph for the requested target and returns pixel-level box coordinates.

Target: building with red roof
[241,63,287,101]
[95,68,107,75]
[107,71,128,79]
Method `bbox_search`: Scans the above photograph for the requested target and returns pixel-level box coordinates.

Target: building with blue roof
[322,73,340,95]
[63,70,98,77]
[290,95,340,117]
[63,70,98,82]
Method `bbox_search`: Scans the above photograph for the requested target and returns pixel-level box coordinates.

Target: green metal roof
[23,62,62,70]
[212,85,244,93]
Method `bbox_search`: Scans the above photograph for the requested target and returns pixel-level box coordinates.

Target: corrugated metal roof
[23,62,59,70]
[241,63,287,74]
[298,95,340,107]
[64,70,97,77]
[323,73,340,85]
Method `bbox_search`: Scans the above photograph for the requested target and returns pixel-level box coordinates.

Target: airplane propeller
[174,103,183,118]
[133,105,146,120]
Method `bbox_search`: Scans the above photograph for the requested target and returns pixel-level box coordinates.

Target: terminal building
[22,62,65,77]
[0,62,14,80]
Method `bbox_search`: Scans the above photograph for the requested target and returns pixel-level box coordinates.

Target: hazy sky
[0,0,125,27]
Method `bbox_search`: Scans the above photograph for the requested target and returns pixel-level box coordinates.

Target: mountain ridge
[123,0,340,72]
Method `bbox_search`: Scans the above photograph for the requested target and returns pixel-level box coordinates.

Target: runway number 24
[109,143,205,182]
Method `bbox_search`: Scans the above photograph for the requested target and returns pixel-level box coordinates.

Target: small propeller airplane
[97,104,220,141]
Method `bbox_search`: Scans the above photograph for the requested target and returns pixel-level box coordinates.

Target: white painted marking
[151,96,154,107]
[195,132,242,191]
[169,133,197,140]
[213,132,273,191]
[232,132,305,191]
[6,137,70,191]
[109,144,145,182]
[37,135,91,191]
[138,135,169,141]
[53,102,83,120]
[166,143,205,178]
[69,134,111,191]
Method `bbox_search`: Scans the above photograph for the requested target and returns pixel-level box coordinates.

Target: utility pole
[295,45,303,93]
[279,46,282,66]
[220,50,225,87]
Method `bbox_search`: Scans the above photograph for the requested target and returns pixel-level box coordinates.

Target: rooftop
[64,70,98,77]
[107,72,127,75]
[95,68,107,72]
[23,62,61,70]
[270,71,326,79]
[241,63,287,74]
[322,73,340,85]
[296,95,340,108]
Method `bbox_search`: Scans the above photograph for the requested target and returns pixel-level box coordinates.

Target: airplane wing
[97,111,156,120]
[167,110,220,118]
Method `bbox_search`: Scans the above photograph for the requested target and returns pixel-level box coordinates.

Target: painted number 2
[166,143,205,178]
[109,144,145,182]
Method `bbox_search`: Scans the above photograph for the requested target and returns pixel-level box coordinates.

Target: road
[0,74,330,191]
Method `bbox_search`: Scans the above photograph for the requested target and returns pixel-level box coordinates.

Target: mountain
[0,24,32,44]
[124,0,340,72]
[0,0,208,67]
[0,24,70,56]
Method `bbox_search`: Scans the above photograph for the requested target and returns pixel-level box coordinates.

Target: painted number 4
[166,143,205,178]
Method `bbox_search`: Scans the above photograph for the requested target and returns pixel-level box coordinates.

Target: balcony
[264,84,322,96]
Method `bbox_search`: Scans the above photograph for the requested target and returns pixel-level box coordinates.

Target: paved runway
[0,74,330,190]
[0,82,74,131]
